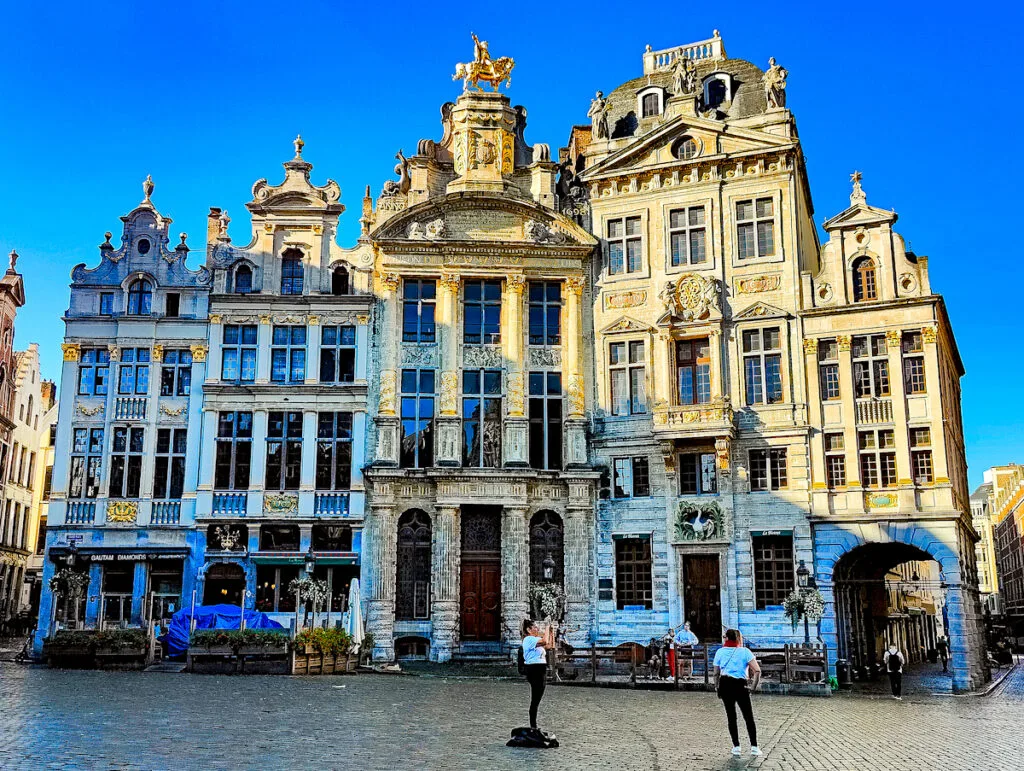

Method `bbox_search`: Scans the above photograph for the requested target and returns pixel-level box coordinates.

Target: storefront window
[149,560,183,623]
[102,563,135,628]
[255,565,299,612]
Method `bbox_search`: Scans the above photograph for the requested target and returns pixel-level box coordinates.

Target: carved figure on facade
[381,150,411,198]
[763,57,788,109]
[439,372,459,415]
[671,52,698,95]
[402,345,438,367]
[507,372,525,416]
[407,217,447,240]
[674,501,726,542]
[661,273,720,321]
[524,219,568,245]
[463,346,503,368]
[453,34,514,92]
[568,374,585,416]
[588,91,610,140]
[213,525,243,551]
[379,370,398,414]
[528,348,561,367]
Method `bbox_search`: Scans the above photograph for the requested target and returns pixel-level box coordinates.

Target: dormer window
[233,264,253,294]
[280,250,304,295]
[127,279,153,315]
[642,93,659,117]
[137,239,151,255]
[332,266,350,296]
[702,73,732,110]
[637,87,664,118]
[852,257,878,302]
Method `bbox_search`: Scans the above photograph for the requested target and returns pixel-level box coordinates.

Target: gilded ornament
[75,402,104,417]
[152,344,165,362]
[505,273,526,294]
[190,344,208,362]
[439,272,462,293]
[107,345,120,361]
[452,34,514,92]
[307,315,320,326]
[836,335,852,352]
[568,374,585,417]
[500,129,514,175]
[802,339,818,355]
[209,314,223,325]
[62,343,81,362]
[356,314,370,325]
[661,274,719,321]
[885,330,902,349]
[565,276,586,296]
[106,500,138,524]
[380,273,401,293]
[865,492,898,509]
[264,494,298,515]
[160,403,187,417]
[259,314,272,325]
[715,438,731,471]
[921,327,937,344]
[312,224,324,235]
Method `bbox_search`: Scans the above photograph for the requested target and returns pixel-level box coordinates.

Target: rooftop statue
[764,57,788,109]
[453,33,515,92]
[671,51,698,95]
[588,91,610,140]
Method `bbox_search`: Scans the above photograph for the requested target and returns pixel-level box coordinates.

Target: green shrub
[295,627,353,656]
[190,628,289,651]
[94,629,148,651]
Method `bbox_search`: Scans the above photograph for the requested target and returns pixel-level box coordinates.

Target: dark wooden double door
[683,554,722,642]
[460,506,502,641]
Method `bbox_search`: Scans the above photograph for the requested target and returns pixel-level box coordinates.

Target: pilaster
[501,506,529,650]
[885,329,914,509]
[836,335,864,513]
[256,316,271,384]
[921,326,949,482]
[563,489,593,645]
[430,505,461,662]
[366,503,398,661]
[503,274,528,467]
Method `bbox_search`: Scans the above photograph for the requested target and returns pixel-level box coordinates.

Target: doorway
[460,506,502,641]
[204,562,245,606]
[683,554,722,641]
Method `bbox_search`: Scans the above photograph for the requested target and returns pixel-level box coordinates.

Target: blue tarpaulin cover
[162,604,285,656]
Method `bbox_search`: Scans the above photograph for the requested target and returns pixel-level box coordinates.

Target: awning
[250,550,359,566]
[49,546,190,561]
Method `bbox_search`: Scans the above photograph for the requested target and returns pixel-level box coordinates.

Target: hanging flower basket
[783,588,826,630]
[528,583,566,623]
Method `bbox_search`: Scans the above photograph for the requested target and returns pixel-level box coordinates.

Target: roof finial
[142,174,155,205]
[294,134,305,158]
[850,170,866,204]
[8,250,18,272]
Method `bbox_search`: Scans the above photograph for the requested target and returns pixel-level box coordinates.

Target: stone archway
[814,521,988,692]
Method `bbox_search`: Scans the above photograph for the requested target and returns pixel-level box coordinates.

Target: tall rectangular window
[316,412,353,490]
[743,328,783,405]
[818,339,840,400]
[902,331,927,395]
[858,429,896,488]
[108,426,145,498]
[280,256,303,295]
[609,341,646,415]
[910,427,933,485]
[613,456,650,498]
[736,197,775,259]
[116,348,150,395]
[528,282,561,346]
[266,411,303,491]
[77,348,110,396]
[215,411,253,490]
[824,433,846,488]
[679,452,717,495]
[165,293,180,318]
[160,349,192,397]
[271,326,306,383]
[221,325,258,383]
[752,534,794,609]
[676,338,711,405]
[615,538,653,609]
[99,293,114,315]
[319,325,356,383]
[402,279,436,343]
[153,428,187,499]
[463,279,502,345]
[669,206,707,266]
[400,370,435,469]
[463,369,502,468]
[69,428,104,498]
[749,448,787,491]
[528,372,563,470]
[852,335,890,398]
[607,216,643,275]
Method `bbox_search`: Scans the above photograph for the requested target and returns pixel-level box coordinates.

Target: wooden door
[460,562,501,641]
[683,554,722,642]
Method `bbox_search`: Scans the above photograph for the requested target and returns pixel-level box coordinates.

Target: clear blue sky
[1,2,1020,486]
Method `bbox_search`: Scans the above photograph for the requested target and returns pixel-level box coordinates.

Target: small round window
[137,239,151,255]
[673,137,699,160]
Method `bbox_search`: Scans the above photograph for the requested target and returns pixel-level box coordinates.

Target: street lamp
[796,559,809,589]
[67,541,78,568]
[542,554,556,583]
[304,545,317,576]
[796,560,815,646]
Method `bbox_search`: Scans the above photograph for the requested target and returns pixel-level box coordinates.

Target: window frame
[280,254,304,295]
[910,427,933,485]
[667,205,708,268]
[675,337,711,406]
[902,331,927,395]
[852,256,878,302]
[77,348,110,396]
[824,432,846,489]
[679,452,718,495]
[609,339,647,416]
[108,425,145,499]
[734,196,777,261]
[319,325,356,384]
[160,349,193,397]
[69,427,104,499]
[742,327,783,406]
[462,369,502,468]
[270,325,307,384]
[528,371,563,470]
[400,369,435,469]
[818,339,841,401]
[116,348,151,395]
[752,534,795,609]
[528,281,562,347]
[614,537,653,610]
[316,412,353,491]
[852,334,890,398]
[858,429,897,489]
[605,214,645,277]
[402,279,437,343]
[126,279,153,316]
[265,411,303,491]
[214,411,253,490]
[463,279,502,345]
[221,324,258,383]
[612,456,651,498]
[153,427,187,499]
[749,448,788,491]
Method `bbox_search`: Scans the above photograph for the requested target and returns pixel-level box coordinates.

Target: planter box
[95,648,148,671]
[292,650,358,676]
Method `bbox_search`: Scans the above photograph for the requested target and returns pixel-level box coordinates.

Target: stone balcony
[855,398,893,425]
[652,399,734,440]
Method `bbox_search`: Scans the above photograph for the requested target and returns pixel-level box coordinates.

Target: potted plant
[783,587,825,643]
[43,629,98,666]
[289,576,330,630]
[94,629,149,669]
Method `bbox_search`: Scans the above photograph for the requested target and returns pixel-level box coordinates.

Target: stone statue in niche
[671,52,697,95]
[588,91,610,140]
[381,150,410,197]
[763,57,788,109]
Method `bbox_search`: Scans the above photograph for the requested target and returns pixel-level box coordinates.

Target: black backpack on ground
[507,727,559,749]
[517,644,526,675]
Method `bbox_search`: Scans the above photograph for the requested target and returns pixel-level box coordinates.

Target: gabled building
[0,250,25,628]
[35,181,211,650]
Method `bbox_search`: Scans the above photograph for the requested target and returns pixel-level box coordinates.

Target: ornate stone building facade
[0,251,25,627]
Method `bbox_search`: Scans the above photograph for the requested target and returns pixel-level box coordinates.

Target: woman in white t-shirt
[521,619,553,729]
[713,628,762,757]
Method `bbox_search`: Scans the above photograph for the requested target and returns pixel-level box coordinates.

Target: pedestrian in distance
[883,642,905,700]
[713,628,762,757]
[521,619,553,729]
[936,634,950,673]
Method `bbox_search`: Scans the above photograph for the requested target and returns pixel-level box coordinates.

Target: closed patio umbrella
[347,578,363,653]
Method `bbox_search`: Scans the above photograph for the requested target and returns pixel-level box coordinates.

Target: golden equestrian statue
[453,33,514,92]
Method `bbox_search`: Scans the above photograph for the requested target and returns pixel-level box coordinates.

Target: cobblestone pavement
[0,661,1021,771]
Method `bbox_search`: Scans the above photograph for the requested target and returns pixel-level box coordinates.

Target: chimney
[40,380,55,410]
[207,208,222,247]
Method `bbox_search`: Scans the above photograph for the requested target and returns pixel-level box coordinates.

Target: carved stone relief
[464,346,503,368]
[528,348,561,367]
[660,274,720,321]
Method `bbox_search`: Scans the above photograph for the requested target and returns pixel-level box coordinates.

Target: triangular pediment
[733,300,790,321]
[582,115,792,180]
[601,315,654,335]
[371,194,595,247]
[823,202,898,231]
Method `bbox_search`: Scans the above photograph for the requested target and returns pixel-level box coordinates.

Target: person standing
[883,642,905,700]
[675,622,700,678]
[936,635,950,673]
[521,619,552,729]
[713,629,762,757]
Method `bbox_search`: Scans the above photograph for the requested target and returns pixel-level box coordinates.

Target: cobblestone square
[0,662,1021,770]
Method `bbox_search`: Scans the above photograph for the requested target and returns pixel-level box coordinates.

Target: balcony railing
[315,492,351,517]
[212,493,247,516]
[643,34,726,74]
[151,501,181,525]
[113,397,147,421]
[66,501,96,525]
[652,400,733,436]
[855,398,893,425]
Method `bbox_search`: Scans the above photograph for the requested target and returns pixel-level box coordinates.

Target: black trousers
[719,676,757,747]
[525,664,547,728]
[888,671,903,697]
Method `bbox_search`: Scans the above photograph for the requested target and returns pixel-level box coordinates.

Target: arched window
[127,279,152,315]
[852,257,878,302]
[641,92,660,117]
[233,264,253,294]
[529,511,564,586]
[280,250,304,295]
[331,266,350,296]
[396,509,431,620]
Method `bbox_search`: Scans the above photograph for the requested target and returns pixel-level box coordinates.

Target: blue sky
[0,2,1020,486]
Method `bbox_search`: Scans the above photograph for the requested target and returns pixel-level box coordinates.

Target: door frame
[460,559,502,642]
[676,546,728,641]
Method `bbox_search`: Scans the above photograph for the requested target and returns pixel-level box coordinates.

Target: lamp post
[796,560,813,646]
[296,546,317,633]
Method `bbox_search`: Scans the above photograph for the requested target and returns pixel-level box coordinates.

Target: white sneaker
[731,747,742,756]
[750,747,762,756]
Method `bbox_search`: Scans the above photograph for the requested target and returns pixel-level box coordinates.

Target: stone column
[431,505,461,662]
[256,315,272,384]
[501,506,530,650]
[365,503,397,661]
[503,273,528,467]
[836,335,863,512]
[435,272,462,466]
[804,338,828,512]
[654,332,673,409]
[563,484,594,645]
[304,316,321,385]
[375,274,401,466]
[563,276,588,468]
[206,316,223,383]
[884,330,915,509]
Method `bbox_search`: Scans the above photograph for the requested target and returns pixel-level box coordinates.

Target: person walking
[936,635,950,673]
[521,619,553,729]
[713,629,762,757]
[883,642,905,700]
